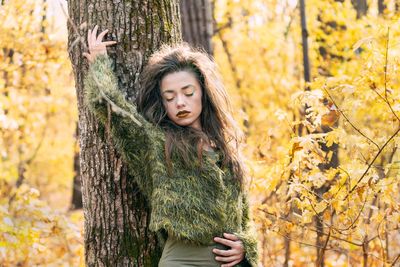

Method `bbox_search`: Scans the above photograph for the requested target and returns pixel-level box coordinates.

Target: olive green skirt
[158,236,230,267]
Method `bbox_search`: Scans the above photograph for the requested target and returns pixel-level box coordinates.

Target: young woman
[83,25,258,267]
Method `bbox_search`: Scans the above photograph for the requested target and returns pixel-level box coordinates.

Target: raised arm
[83,25,163,197]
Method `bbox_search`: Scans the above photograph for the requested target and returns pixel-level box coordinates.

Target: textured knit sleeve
[83,54,160,197]
[233,192,259,267]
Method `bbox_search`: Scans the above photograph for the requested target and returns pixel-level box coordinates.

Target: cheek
[194,95,203,112]
[163,102,175,117]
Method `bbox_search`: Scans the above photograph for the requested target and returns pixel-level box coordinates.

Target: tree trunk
[67,1,181,266]
[70,124,82,210]
[180,0,213,54]
[351,0,368,19]
[299,0,310,84]
[283,236,291,267]
[297,2,310,263]
[306,1,343,265]
[396,0,400,13]
[378,0,387,15]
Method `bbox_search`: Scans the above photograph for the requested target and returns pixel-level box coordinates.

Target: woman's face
[160,70,203,130]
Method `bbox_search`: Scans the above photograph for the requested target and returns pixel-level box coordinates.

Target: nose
[176,94,186,109]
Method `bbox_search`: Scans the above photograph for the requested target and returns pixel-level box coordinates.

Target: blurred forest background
[1,0,400,266]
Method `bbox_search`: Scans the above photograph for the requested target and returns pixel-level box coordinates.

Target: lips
[176,110,191,118]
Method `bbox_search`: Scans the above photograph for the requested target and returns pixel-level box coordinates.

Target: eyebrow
[161,84,194,95]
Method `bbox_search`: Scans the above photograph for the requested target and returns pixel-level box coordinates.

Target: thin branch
[331,167,350,199]
[332,185,370,232]
[391,253,400,266]
[345,126,400,200]
[384,27,389,101]
[258,208,363,247]
[382,27,400,123]
[283,1,298,39]
[317,226,331,266]
[323,86,380,150]
[370,27,400,123]
[57,0,88,53]
[367,225,400,243]
[213,20,232,35]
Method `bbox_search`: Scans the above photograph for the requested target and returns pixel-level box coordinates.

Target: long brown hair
[136,43,246,190]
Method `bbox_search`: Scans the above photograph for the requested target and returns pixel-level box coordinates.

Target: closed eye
[163,92,175,102]
[162,86,195,102]
[183,86,195,96]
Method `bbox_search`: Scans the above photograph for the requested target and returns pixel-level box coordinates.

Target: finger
[91,25,99,45]
[221,259,241,267]
[82,52,92,62]
[97,29,109,42]
[212,248,236,256]
[215,255,239,263]
[214,237,236,247]
[223,233,239,241]
[102,41,117,46]
[87,29,92,49]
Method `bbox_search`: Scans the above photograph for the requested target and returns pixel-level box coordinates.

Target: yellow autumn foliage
[0,0,82,265]
[2,0,400,266]
[214,0,400,265]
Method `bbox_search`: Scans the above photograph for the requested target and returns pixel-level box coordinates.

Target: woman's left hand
[213,233,245,267]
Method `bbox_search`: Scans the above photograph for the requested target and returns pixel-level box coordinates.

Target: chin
[174,120,194,127]
[172,117,196,127]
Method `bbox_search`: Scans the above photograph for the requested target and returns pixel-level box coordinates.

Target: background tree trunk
[396,0,400,13]
[67,1,181,265]
[378,0,387,16]
[70,124,82,210]
[351,0,368,19]
[308,1,343,265]
[300,0,310,85]
[180,0,213,54]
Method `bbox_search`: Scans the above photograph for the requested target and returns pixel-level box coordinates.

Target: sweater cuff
[233,229,259,267]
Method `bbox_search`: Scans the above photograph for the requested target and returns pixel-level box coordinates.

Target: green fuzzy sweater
[84,54,259,266]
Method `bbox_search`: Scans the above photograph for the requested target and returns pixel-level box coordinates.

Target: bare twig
[317,226,331,266]
[391,253,400,266]
[258,208,363,247]
[370,27,400,123]
[345,126,400,201]
[57,0,88,53]
[382,28,400,123]
[323,86,380,150]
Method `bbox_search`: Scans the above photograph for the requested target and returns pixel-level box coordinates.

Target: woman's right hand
[83,25,117,64]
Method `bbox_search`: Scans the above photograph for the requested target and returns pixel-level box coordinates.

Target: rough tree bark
[70,125,82,210]
[180,0,213,54]
[70,0,214,211]
[67,1,181,265]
